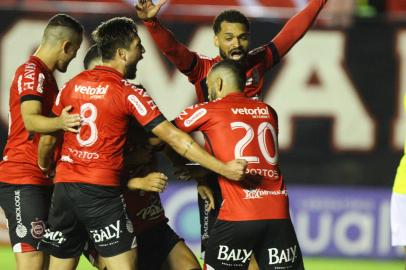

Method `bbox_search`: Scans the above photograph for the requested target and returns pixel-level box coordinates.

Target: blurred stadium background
[1,0,406,269]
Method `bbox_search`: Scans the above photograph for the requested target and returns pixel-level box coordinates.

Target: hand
[127,172,168,192]
[197,184,215,211]
[59,105,80,133]
[135,0,168,21]
[220,159,247,181]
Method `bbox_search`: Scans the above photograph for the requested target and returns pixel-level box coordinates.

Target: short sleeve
[122,82,166,132]
[247,43,278,71]
[174,102,210,133]
[184,54,215,84]
[18,62,46,102]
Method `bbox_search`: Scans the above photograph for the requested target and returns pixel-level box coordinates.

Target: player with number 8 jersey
[51,67,163,186]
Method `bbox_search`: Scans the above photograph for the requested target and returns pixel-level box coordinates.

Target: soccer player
[175,60,304,270]
[81,44,201,270]
[135,0,327,261]
[38,17,246,270]
[391,143,406,269]
[0,14,83,270]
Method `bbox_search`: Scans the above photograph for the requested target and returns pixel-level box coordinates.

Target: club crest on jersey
[31,220,45,239]
[128,95,147,116]
[184,108,207,127]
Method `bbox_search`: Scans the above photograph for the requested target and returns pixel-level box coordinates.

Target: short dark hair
[46,13,83,34]
[213,10,250,34]
[211,60,246,90]
[83,44,100,70]
[92,17,138,61]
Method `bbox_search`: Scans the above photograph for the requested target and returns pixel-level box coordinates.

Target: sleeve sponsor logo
[22,62,36,91]
[17,75,22,94]
[184,108,207,127]
[36,73,45,94]
[128,94,147,116]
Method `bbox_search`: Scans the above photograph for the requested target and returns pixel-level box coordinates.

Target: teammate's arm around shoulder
[151,120,247,181]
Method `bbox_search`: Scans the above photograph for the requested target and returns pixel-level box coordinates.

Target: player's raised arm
[270,0,327,65]
[151,121,247,181]
[135,0,197,73]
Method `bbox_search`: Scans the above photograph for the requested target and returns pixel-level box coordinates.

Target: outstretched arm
[152,120,247,181]
[271,0,327,62]
[135,0,197,73]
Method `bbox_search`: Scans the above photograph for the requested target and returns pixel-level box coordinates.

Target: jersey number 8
[77,103,98,147]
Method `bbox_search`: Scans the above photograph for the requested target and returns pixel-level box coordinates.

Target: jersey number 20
[231,121,278,165]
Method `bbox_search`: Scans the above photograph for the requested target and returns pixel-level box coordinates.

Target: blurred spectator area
[0,1,404,26]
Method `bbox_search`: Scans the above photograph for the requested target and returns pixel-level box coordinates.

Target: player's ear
[62,41,72,54]
[118,48,127,62]
[215,77,223,92]
[214,35,219,48]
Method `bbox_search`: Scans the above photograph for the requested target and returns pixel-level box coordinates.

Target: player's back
[53,66,161,187]
[181,93,289,221]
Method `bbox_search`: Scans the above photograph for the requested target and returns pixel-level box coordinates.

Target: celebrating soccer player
[175,60,304,270]
[0,14,83,270]
[80,43,202,270]
[135,0,327,264]
[38,17,246,270]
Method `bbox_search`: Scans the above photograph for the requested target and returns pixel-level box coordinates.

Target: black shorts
[83,221,182,270]
[198,173,221,257]
[137,221,182,270]
[40,183,136,258]
[0,183,52,253]
[205,219,304,270]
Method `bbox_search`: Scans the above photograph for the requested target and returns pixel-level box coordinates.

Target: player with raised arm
[0,14,83,270]
[175,60,303,270]
[38,17,246,270]
[135,0,327,263]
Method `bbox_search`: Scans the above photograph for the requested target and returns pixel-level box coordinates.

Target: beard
[124,60,138,80]
[219,47,248,63]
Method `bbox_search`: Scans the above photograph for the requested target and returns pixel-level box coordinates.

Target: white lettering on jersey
[231,107,270,118]
[74,84,109,95]
[23,62,36,91]
[184,108,207,127]
[128,94,147,116]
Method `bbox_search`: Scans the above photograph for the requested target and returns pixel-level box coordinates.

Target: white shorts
[391,192,406,246]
